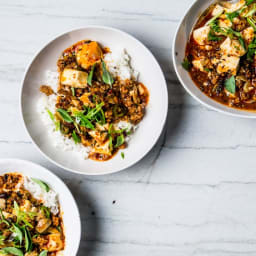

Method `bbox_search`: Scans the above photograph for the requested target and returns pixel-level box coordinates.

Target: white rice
[104,49,139,80]
[38,49,138,159]
[23,176,59,215]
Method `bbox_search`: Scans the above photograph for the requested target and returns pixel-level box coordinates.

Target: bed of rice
[37,49,138,159]
[23,176,59,215]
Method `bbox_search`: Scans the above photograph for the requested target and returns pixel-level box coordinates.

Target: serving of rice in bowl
[21,26,168,175]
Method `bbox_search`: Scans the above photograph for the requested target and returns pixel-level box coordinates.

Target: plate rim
[0,158,81,255]
[20,25,168,175]
[172,0,256,119]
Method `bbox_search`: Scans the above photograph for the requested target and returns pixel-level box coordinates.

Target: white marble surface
[2,0,256,255]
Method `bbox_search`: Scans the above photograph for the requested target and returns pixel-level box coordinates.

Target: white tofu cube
[92,140,112,155]
[212,4,224,16]
[241,27,254,44]
[192,59,206,72]
[60,68,88,88]
[220,37,246,57]
[218,18,232,29]
[193,26,210,45]
[222,0,245,13]
[216,55,240,75]
[88,130,108,144]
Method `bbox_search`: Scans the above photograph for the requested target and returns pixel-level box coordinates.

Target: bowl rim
[0,158,81,255]
[20,25,168,175]
[172,0,256,119]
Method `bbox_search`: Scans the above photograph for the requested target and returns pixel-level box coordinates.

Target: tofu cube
[218,18,232,29]
[212,4,224,16]
[241,26,254,44]
[92,140,112,155]
[88,130,108,144]
[222,0,245,13]
[220,37,246,57]
[216,55,240,75]
[193,26,210,45]
[60,68,88,88]
[192,59,206,72]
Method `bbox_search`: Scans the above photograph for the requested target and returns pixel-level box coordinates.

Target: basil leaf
[31,178,50,192]
[11,224,23,245]
[115,134,125,148]
[121,152,125,159]
[23,227,32,252]
[225,76,236,94]
[39,250,48,256]
[182,58,191,71]
[0,247,24,256]
[72,130,81,144]
[71,87,75,96]
[102,60,114,86]
[87,64,95,86]
[57,109,73,123]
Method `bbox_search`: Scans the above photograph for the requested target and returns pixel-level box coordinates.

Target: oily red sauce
[185,4,256,111]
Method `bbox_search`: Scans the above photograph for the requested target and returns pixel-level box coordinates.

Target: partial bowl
[0,158,81,256]
[173,0,256,118]
[20,26,168,175]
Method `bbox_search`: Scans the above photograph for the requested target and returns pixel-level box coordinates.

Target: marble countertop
[2,0,256,255]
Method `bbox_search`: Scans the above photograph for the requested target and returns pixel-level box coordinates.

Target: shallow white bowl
[173,0,256,118]
[20,26,168,175]
[0,158,81,255]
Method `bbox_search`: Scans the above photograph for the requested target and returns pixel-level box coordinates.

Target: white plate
[0,158,81,256]
[20,26,168,175]
[173,0,256,118]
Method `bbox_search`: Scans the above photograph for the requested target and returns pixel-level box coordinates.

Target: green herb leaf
[226,11,239,22]
[40,206,51,219]
[46,109,54,121]
[11,224,23,245]
[208,30,223,41]
[102,60,114,86]
[181,58,191,71]
[109,136,113,151]
[31,178,50,192]
[238,37,246,50]
[0,247,24,256]
[0,209,10,227]
[23,227,32,252]
[121,152,125,159]
[225,76,236,94]
[14,201,36,228]
[247,16,256,31]
[73,112,94,129]
[57,109,73,123]
[246,0,255,5]
[72,130,81,144]
[86,102,105,120]
[71,87,75,96]
[39,250,48,256]
[115,134,125,148]
[87,64,95,86]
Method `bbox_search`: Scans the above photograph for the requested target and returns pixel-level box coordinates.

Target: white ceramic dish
[173,0,256,118]
[20,26,168,175]
[0,158,81,256]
